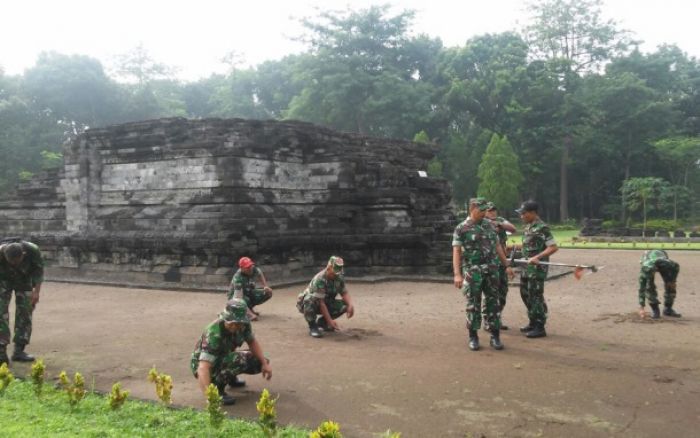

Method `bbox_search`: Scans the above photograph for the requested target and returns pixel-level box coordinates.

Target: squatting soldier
[191,298,272,406]
[296,256,355,338]
[638,249,681,319]
[516,201,558,339]
[228,257,273,321]
[0,240,44,365]
[485,202,517,330]
[452,198,514,351]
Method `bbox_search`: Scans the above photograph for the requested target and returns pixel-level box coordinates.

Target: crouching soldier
[228,257,273,321]
[638,249,681,319]
[191,298,272,405]
[296,256,355,338]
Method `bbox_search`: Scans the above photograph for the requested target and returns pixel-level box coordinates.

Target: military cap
[486,201,497,211]
[469,197,490,211]
[328,255,344,273]
[515,200,538,214]
[220,298,250,324]
[2,242,24,261]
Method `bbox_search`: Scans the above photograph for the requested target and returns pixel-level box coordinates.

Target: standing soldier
[452,198,514,351]
[516,201,558,339]
[296,256,355,338]
[638,249,681,319]
[191,298,272,406]
[0,240,44,365]
[485,202,517,330]
[228,257,273,321]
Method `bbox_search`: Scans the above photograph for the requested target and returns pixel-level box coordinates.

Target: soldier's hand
[31,291,40,308]
[261,362,272,380]
[329,319,340,331]
[264,286,273,294]
[527,256,540,265]
[638,307,646,319]
[453,274,463,289]
[506,267,515,280]
[346,304,355,319]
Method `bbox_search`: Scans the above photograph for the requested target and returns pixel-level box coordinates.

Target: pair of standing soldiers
[452,199,558,350]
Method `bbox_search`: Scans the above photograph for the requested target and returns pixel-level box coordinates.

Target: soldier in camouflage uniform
[638,249,681,319]
[228,257,273,321]
[484,202,517,330]
[452,198,514,351]
[191,298,272,406]
[515,201,558,339]
[0,241,44,365]
[296,256,355,338]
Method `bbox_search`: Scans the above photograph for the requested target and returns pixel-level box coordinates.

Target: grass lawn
[506,229,700,250]
[0,379,308,438]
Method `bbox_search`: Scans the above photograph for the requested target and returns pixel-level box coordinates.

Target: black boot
[0,345,8,366]
[525,323,547,338]
[11,344,34,362]
[663,307,681,318]
[216,384,236,406]
[308,322,323,338]
[520,320,534,333]
[490,330,504,350]
[650,303,661,319]
[468,330,480,351]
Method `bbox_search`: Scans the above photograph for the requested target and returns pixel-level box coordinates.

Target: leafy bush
[0,363,14,396]
[108,382,129,410]
[30,359,46,396]
[311,420,343,438]
[58,371,87,410]
[256,388,278,437]
[147,367,173,405]
[205,383,225,429]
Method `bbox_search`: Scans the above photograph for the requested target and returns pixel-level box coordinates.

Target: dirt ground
[8,249,700,437]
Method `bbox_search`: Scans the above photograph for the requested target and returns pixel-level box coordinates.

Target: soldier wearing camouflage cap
[515,200,558,338]
[452,198,514,351]
[638,249,681,319]
[0,240,44,365]
[483,202,517,331]
[296,256,355,338]
[191,298,272,405]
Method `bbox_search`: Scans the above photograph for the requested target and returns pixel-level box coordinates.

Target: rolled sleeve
[198,352,217,363]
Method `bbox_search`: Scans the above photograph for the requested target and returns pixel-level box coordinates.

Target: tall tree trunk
[559,135,571,221]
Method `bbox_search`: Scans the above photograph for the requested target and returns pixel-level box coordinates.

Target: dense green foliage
[0,379,307,437]
[1,2,699,221]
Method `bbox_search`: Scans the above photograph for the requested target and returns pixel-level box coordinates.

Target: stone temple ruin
[0,118,455,290]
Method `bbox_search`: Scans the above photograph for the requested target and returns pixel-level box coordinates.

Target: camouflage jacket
[300,269,347,303]
[452,217,500,272]
[639,250,679,289]
[488,217,509,247]
[522,219,556,260]
[228,266,264,298]
[0,241,44,290]
[190,319,254,375]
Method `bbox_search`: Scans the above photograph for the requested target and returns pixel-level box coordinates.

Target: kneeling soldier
[191,298,272,405]
[638,249,681,319]
[296,256,355,338]
[228,257,273,321]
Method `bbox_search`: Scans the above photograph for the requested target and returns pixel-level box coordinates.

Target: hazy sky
[2,0,699,81]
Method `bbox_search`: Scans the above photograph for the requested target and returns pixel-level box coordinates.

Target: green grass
[0,379,308,438]
[505,229,700,250]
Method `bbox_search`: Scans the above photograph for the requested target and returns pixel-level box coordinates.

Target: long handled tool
[512,259,600,280]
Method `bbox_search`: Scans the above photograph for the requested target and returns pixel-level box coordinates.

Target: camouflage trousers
[483,266,508,330]
[640,278,678,308]
[462,268,501,331]
[0,288,34,346]
[192,350,266,388]
[520,266,548,326]
[228,287,272,309]
[297,295,347,325]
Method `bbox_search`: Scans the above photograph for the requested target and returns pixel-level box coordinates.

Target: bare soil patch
[9,249,700,437]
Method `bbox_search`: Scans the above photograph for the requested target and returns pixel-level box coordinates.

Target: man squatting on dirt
[0,240,44,365]
[228,256,273,321]
[638,249,681,319]
[191,298,272,405]
[297,256,355,338]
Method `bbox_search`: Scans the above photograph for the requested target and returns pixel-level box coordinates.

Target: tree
[477,133,524,211]
[621,177,670,235]
[524,0,633,220]
[654,136,700,220]
[112,43,175,85]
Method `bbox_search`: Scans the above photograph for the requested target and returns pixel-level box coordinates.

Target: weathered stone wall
[0,118,455,289]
